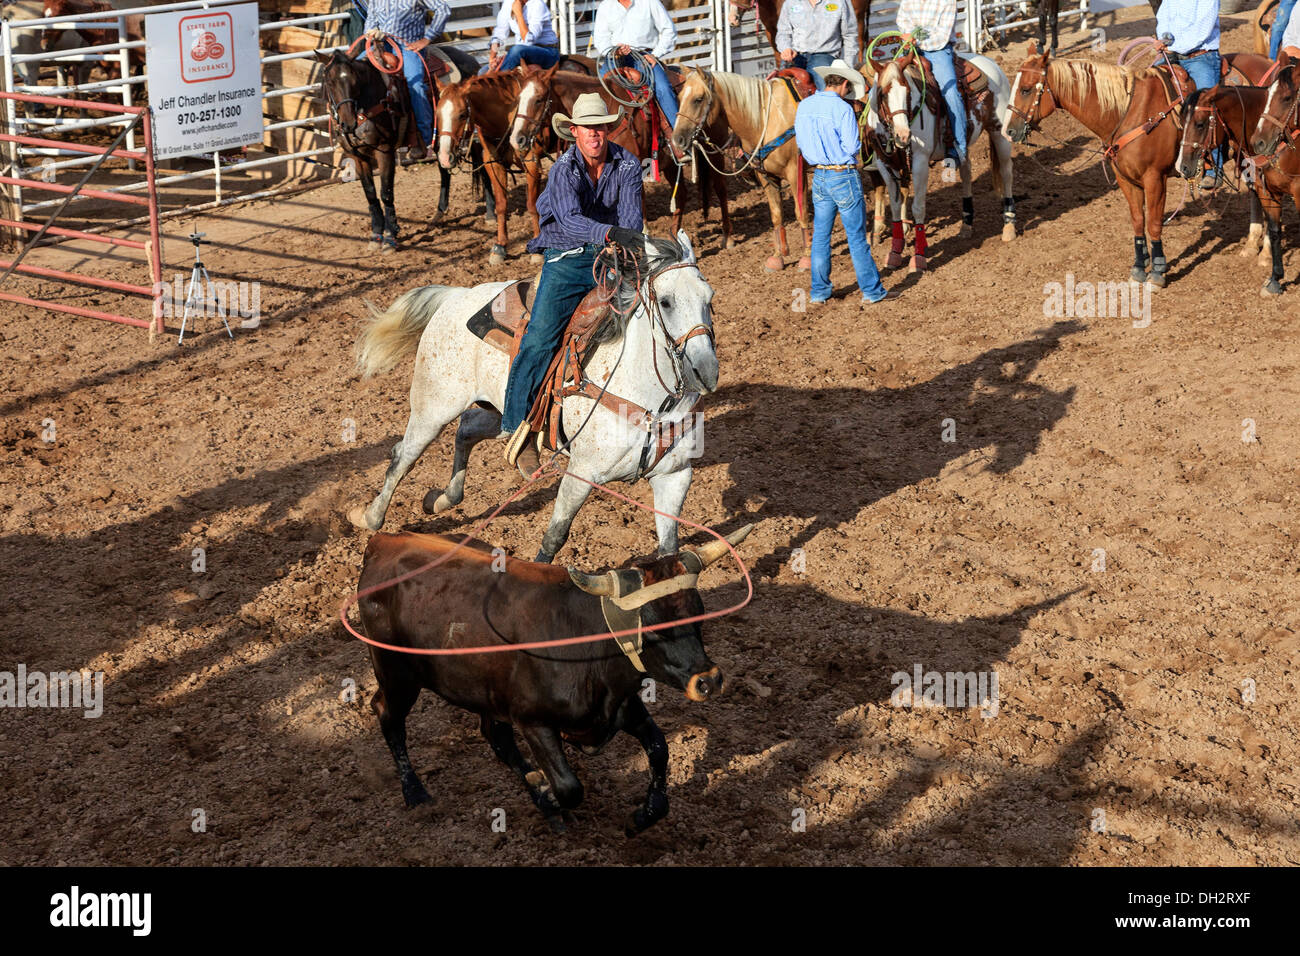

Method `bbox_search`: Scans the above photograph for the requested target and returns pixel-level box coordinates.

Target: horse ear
[868,56,886,76]
[675,228,696,264]
[313,49,331,64]
[1027,40,1040,57]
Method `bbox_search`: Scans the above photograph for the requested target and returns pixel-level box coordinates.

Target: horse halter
[1254,79,1300,160]
[514,79,554,151]
[672,71,716,153]
[1007,61,1057,139]
[644,261,715,399]
[441,92,475,166]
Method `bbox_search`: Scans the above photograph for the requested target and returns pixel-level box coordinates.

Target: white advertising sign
[145,2,263,160]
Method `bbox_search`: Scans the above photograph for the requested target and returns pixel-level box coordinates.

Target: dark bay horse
[509,65,735,255]
[317,46,490,253]
[1004,42,1189,288]
[1177,63,1300,294]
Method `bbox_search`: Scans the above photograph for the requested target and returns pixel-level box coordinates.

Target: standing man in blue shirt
[794,61,897,307]
[775,0,860,90]
[361,0,452,160]
[502,93,648,476]
[1155,0,1223,186]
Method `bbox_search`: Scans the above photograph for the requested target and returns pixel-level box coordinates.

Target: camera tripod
[177,231,233,345]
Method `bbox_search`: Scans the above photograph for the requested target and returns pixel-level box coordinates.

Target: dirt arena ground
[2,7,1298,866]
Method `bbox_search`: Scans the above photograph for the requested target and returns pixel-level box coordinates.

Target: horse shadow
[695,321,1080,578]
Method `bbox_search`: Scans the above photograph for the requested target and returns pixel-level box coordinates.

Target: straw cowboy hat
[552,92,624,140]
[815,59,866,101]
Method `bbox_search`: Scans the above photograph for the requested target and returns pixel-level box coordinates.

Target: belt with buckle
[814,163,858,170]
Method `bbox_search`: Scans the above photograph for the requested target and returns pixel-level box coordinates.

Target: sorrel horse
[1004,42,1190,288]
[436,71,546,265]
[726,0,871,66]
[349,233,718,563]
[671,67,810,271]
[318,47,489,253]
[867,49,1015,272]
[1177,64,1300,294]
[509,65,735,256]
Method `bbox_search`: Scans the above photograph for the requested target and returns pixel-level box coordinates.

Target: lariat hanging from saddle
[902,50,991,156]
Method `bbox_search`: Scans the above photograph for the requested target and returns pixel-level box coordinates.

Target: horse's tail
[355,284,460,379]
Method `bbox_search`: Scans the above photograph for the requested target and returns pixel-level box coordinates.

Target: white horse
[349,232,719,563]
[866,52,1017,272]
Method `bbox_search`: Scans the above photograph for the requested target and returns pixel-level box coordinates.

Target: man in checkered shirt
[359,0,451,159]
[896,0,965,171]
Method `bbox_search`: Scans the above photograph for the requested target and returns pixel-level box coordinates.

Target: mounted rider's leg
[504,44,560,70]
[403,48,434,159]
[928,43,968,168]
[1271,0,1298,61]
[500,244,600,478]
[802,52,835,90]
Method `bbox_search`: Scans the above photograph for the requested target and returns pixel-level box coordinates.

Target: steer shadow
[699,321,1080,578]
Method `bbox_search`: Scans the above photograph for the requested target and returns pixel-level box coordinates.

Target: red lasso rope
[349,31,404,74]
[338,461,754,657]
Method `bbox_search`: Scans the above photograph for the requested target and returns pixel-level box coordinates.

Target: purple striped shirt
[528,142,644,253]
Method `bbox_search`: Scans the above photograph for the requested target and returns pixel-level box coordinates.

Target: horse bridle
[323,55,397,148]
[1007,60,1057,139]
[513,79,555,151]
[643,261,715,399]
[1253,75,1300,163]
[672,70,718,153]
[441,91,475,167]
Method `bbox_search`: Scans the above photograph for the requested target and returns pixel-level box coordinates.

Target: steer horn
[689,523,755,568]
[567,567,619,596]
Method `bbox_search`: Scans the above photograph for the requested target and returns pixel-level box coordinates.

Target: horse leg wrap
[914,223,928,256]
[1149,240,1167,276]
[1002,197,1016,223]
[1131,237,1148,281]
[961,196,974,226]
[891,221,905,255]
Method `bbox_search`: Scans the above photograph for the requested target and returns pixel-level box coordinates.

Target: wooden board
[261,25,342,54]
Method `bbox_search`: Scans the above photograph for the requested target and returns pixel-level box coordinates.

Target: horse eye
[660,297,672,309]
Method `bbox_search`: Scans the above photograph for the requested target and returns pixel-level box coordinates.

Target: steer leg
[480,716,565,827]
[519,725,584,823]
[536,471,594,563]
[622,698,670,836]
[371,677,431,807]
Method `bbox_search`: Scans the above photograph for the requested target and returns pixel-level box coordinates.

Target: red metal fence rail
[0,91,163,337]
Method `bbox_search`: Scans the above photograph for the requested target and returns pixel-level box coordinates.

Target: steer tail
[355,284,462,379]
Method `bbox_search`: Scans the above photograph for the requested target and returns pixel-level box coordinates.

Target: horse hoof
[1001,222,1016,242]
[1257,251,1272,268]
[959,223,973,238]
[886,251,904,270]
[422,487,460,514]
[909,255,926,273]
[367,239,382,253]
[530,253,543,265]
[1130,267,1147,283]
[431,208,445,224]
[796,256,811,271]
[725,236,737,249]
[1262,279,1283,296]
[348,505,376,531]
[764,256,784,271]
[1146,271,1166,290]
[1239,241,1259,257]
[484,213,496,225]
[381,243,397,256]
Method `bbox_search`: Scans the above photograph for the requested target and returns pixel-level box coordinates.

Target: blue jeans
[791,52,835,90]
[1160,51,1226,170]
[1272,0,1297,59]
[599,55,677,127]
[810,169,886,303]
[927,43,967,163]
[501,244,600,432]
[356,46,433,145]
[502,43,560,71]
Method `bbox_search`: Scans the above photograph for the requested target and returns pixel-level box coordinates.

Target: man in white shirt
[487,0,561,72]
[592,0,680,130]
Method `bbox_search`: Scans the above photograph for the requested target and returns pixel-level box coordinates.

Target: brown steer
[357,523,753,834]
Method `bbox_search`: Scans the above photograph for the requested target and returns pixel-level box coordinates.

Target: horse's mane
[589,237,688,347]
[1049,59,1138,118]
[464,72,521,96]
[703,69,767,120]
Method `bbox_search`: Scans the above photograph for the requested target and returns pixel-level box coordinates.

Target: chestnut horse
[1004,42,1191,288]
[436,71,545,265]
[1177,63,1300,294]
[671,67,810,271]
[509,65,735,256]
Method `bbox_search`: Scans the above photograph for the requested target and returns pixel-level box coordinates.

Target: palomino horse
[726,0,871,66]
[349,232,719,564]
[1177,64,1300,294]
[866,51,1015,272]
[1004,42,1190,288]
[318,46,489,252]
[509,65,736,257]
[437,71,545,265]
[671,67,810,271]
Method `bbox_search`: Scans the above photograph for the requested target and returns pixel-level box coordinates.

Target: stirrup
[504,419,533,466]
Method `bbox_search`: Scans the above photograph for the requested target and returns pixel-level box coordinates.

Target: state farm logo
[179,13,234,82]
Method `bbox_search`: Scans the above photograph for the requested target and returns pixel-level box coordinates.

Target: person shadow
[695,320,1081,578]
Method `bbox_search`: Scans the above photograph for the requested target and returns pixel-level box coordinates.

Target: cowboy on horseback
[1155,0,1224,188]
[486,0,561,72]
[501,92,648,478]
[896,0,966,173]
[592,0,688,160]
[360,0,451,161]
[795,60,897,306]
[775,0,860,90]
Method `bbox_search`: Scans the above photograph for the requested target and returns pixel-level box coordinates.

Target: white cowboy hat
[552,92,624,141]
[815,59,867,101]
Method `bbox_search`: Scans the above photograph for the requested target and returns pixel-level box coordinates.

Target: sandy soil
[1,7,1297,866]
